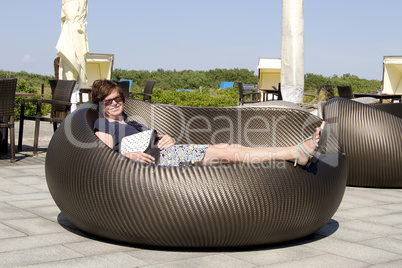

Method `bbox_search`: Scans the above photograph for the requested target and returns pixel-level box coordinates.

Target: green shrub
[113,68,258,90]
[0,70,53,88]
[304,73,381,94]
[303,73,382,103]
[14,81,51,121]
[130,87,239,107]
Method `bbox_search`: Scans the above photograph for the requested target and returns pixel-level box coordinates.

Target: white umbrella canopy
[281,0,304,103]
[56,0,89,110]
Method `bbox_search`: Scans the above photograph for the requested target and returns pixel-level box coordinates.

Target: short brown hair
[91,79,125,103]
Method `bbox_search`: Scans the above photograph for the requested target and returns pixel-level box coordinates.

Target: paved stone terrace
[0,121,402,267]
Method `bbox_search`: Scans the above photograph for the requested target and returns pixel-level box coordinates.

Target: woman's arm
[95,131,114,149]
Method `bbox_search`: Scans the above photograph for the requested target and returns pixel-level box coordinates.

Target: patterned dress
[94,118,209,166]
[159,144,209,166]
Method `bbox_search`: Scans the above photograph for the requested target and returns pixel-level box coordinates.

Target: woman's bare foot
[295,121,325,166]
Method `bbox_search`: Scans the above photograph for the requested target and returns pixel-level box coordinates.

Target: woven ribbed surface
[242,100,307,110]
[124,100,315,147]
[370,102,402,119]
[324,98,402,188]
[353,97,379,104]
[50,80,76,112]
[0,78,17,161]
[46,99,347,247]
[0,78,17,117]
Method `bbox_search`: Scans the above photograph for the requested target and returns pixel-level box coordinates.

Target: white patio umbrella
[56,0,89,111]
[281,0,304,103]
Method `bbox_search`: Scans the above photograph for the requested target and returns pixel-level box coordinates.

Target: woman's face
[102,89,124,120]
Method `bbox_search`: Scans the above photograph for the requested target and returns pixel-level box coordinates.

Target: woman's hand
[124,152,155,164]
[157,135,175,150]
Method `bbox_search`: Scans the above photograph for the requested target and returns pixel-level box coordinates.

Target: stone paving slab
[0,245,84,267]
[0,120,51,167]
[0,232,87,253]
[0,162,401,267]
[24,252,149,268]
[126,249,215,265]
[0,222,26,239]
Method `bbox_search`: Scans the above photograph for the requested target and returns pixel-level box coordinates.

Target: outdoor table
[1,92,36,154]
[354,93,402,103]
[15,92,36,97]
[260,89,279,101]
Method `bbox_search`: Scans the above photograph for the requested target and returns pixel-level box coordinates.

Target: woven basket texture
[325,98,402,188]
[46,99,347,247]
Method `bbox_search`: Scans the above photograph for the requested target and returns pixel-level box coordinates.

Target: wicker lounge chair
[304,85,335,101]
[129,81,155,102]
[18,79,76,154]
[238,82,260,105]
[336,85,354,99]
[0,78,18,162]
[46,99,347,247]
[115,80,130,99]
[370,102,402,118]
[324,98,402,188]
[336,85,379,104]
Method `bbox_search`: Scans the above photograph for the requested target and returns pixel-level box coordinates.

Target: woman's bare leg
[201,122,324,166]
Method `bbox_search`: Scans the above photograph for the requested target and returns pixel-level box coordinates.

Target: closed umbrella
[281,0,304,103]
[56,0,89,111]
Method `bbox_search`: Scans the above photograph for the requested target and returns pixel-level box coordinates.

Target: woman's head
[91,79,125,103]
[91,80,125,120]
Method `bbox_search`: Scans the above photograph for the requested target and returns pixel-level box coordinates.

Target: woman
[92,80,325,167]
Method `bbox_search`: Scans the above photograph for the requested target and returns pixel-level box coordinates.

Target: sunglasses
[103,96,123,106]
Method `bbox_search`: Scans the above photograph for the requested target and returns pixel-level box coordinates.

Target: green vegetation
[130,87,239,107]
[303,73,382,102]
[112,68,258,89]
[304,73,381,92]
[0,70,53,88]
[2,68,382,108]
[13,81,51,121]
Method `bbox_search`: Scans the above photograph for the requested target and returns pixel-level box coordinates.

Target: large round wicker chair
[324,98,402,188]
[46,99,347,248]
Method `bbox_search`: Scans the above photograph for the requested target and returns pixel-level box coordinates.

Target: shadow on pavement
[57,212,339,252]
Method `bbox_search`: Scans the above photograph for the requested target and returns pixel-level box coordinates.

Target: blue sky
[0,0,401,80]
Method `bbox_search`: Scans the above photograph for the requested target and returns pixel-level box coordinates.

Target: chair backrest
[337,85,354,99]
[116,80,130,99]
[243,84,255,91]
[52,80,76,112]
[143,81,155,101]
[0,78,17,117]
[237,82,245,103]
[120,79,132,90]
[323,85,335,101]
[277,83,283,100]
[316,85,323,97]
[49,79,58,96]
